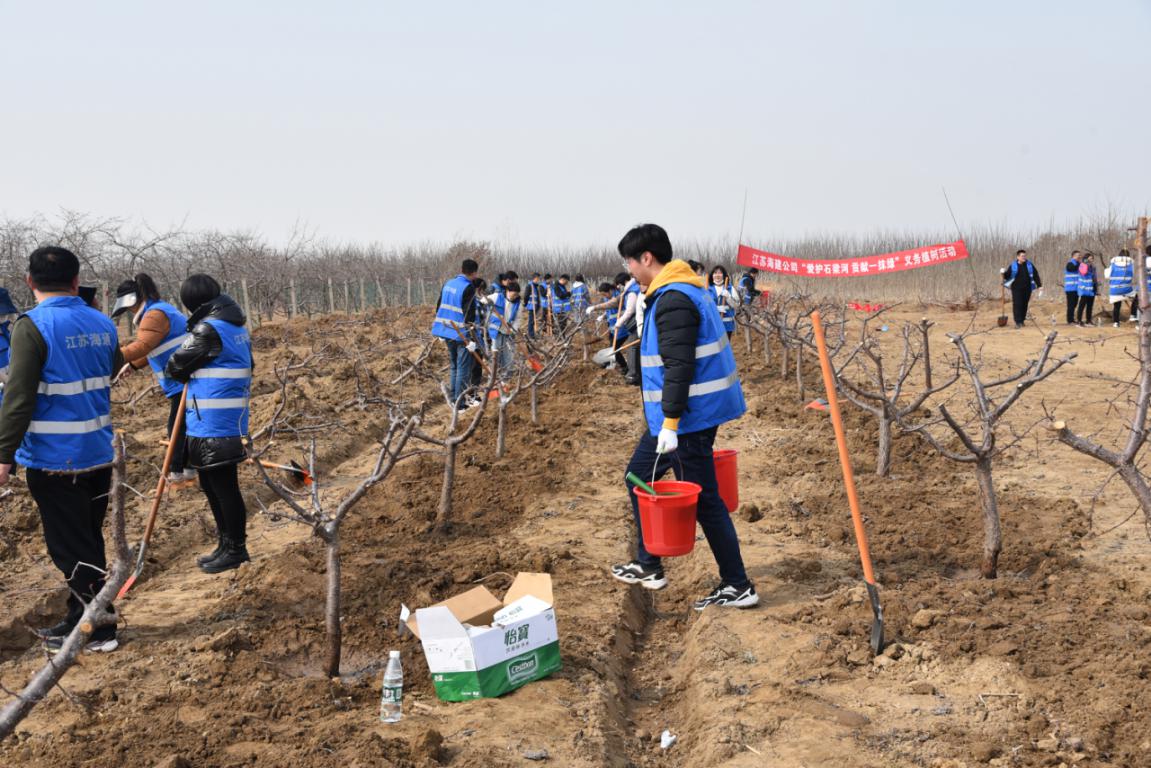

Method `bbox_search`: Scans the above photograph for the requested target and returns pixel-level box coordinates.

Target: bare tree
[902,331,1076,577]
[0,437,129,739]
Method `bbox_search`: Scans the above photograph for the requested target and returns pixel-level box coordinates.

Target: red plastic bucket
[713,449,739,514]
[634,480,701,557]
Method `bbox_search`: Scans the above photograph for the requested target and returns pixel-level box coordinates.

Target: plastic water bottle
[380,650,403,723]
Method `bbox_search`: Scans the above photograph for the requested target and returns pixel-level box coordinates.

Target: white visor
[111,292,138,317]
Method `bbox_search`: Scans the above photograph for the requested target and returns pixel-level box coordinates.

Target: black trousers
[1112,299,1138,324]
[27,467,113,626]
[1011,289,1031,325]
[166,393,188,474]
[198,463,247,543]
[1076,295,1095,324]
[1065,291,1078,324]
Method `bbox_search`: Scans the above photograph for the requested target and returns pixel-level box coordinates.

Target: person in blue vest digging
[610,223,758,610]
[112,273,194,484]
[165,275,254,574]
[0,246,124,652]
[431,259,481,410]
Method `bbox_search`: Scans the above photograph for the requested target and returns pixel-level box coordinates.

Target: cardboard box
[409,572,561,702]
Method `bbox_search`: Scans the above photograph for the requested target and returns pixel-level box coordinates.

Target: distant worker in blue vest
[739,268,760,305]
[0,287,20,406]
[610,223,757,610]
[552,275,573,333]
[164,274,254,574]
[431,259,481,410]
[1105,249,1138,327]
[1000,249,1041,329]
[524,273,542,339]
[1063,250,1082,325]
[1075,252,1097,326]
[571,274,589,314]
[486,280,522,379]
[708,265,739,339]
[112,274,194,484]
[0,246,124,652]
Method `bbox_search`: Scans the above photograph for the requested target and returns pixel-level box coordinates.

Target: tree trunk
[795,345,804,402]
[780,341,789,379]
[744,323,752,355]
[876,411,893,477]
[530,383,539,425]
[1116,463,1151,531]
[975,457,1001,578]
[762,327,771,366]
[324,532,342,678]
[497,403,508,459]
[436,443,457,529]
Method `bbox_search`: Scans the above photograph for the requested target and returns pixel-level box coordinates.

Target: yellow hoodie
[644,259,707,297]
[643,259,708,432]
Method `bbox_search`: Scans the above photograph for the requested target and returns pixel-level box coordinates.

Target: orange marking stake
[811,310,885,654]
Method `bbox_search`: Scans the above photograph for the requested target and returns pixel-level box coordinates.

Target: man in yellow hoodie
[610,224,757,609]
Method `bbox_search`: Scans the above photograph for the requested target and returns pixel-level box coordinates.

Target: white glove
[1000,267,1007,274]
[586,306,595,316]
[466,342,477,353]
[656,427,678,454]
[1035,287,1044,298]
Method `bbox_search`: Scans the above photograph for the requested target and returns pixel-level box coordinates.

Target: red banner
[736,239,968,277]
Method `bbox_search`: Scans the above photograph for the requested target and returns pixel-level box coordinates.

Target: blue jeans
[444,339,475,406]
[493,334,515,377]
[625,426,750,589]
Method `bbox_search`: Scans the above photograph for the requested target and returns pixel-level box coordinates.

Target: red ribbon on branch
[737,239,969,277]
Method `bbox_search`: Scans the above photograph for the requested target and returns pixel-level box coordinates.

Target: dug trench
[3,308,1151,766]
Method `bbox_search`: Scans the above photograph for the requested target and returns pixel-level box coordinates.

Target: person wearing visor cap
[113,274,194,483]
[0,287,20,405]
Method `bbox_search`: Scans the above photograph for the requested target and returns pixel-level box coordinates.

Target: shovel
[997,285,1008,327]
[250,458,312,487]
[118,383,188,599]
[593,338,640,367]
[811,310,885,654]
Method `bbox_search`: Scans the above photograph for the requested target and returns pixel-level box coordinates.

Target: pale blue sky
[1,1,1147,247]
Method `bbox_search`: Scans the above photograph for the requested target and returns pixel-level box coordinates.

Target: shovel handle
[626,472,658,495]
[810,310,877,587]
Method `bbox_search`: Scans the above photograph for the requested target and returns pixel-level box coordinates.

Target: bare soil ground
[2,299,1150,767]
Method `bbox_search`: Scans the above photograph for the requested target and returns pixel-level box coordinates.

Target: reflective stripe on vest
[1077,268,1096,296]
[638,282,746,437]
[488,294,520,339]
[1064,260,1080,291]
[186,317,252,438]
[708,285,736,332]
[15,295,117,471]
[431,275,473,340]
[140,301,189,397]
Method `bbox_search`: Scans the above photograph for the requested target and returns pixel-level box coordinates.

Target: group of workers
[1003,245,1151,328]
[431,256,762,409]
[0,248,254,653]
[430,226,761,610]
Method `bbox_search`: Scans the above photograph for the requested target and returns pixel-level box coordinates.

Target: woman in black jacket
[164,275,254,573]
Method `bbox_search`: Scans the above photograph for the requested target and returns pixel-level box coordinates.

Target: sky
[0,1,1147,249]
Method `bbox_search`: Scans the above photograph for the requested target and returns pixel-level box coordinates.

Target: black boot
[196,535,225,566]
[199,536,249,574]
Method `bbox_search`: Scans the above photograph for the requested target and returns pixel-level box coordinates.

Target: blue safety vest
[639,283,746,437]
[740,275,756,304]
[604,289,621,326]
[571,283,589,311]
[1005,261,1036,290]
[552,285,571,314]
[15,296,117,471]
[0,322,10,407]
[1064,259,1080,292]
[186,318,252,438]
[708,284,736,333]
[1109,260,1134,297]
[1077,266,1096,297]
[140,300,188,398]
[431,275,473,341]
[487,293,520,340]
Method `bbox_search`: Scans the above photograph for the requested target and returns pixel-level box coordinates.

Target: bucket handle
[651,445,686,489]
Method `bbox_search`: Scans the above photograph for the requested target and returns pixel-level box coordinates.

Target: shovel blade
[866,581,885,654]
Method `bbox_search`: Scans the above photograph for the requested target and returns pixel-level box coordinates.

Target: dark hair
[134,272,162,302]
[598,282,613,293]
[748,268,759,275]
[687,259,704,274]
[618,223,672,264]
[77,285,98,308]
[1119,249,1130,258]
[505,270,518,280]
[532,272,540,278]
[710,264,730,282]
[544,273,552,280]
[1016,249,1027,256]
[180,273,222,313]
[575,274,585,282]
[506,281,521,294]
[559,274,570,281]
[461,259,479,275]
[613,271,629,287]
[497,272,507,283]
[1071,250,1081,257]
[28,246,80,290]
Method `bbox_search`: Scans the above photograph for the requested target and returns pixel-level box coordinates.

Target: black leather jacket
[164,295,252,470]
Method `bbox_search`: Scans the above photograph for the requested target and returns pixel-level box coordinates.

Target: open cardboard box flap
[408,573,553,640]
